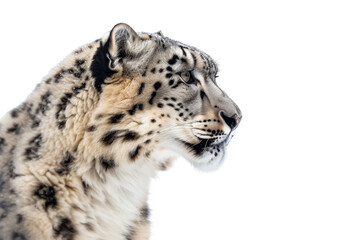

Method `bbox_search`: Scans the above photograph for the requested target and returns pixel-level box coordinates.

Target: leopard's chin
[191,148,226,172]
[176,138,227,172]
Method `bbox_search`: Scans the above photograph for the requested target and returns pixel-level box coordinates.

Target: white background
[0,1,359,239]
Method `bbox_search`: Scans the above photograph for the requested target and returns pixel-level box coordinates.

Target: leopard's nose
[220,111,241,131]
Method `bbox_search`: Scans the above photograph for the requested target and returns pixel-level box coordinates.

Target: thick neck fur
[0,40,155,239]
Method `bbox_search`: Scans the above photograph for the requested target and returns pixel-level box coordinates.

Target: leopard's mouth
[179,135,231,156]
[174,133,235,171]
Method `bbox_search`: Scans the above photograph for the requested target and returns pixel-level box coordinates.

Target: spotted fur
[0,23,241,239]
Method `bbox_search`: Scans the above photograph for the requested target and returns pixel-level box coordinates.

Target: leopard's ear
[91,23,155,92]
[104,23,155,75]
[107,23,140,65]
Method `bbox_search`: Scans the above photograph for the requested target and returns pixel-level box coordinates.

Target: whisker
[137,124,193,143]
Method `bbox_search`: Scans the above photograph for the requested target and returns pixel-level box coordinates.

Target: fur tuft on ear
[90,23,157,92]
[108,23,140,62]
[105,23,157,74]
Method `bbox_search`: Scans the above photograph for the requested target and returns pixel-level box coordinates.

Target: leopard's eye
[179,71,197,85]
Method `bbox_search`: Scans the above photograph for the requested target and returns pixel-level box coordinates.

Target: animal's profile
[0,23,241,239]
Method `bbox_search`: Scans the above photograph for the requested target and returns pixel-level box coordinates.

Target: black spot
[96,114,104,119]
[123,131,139,141]
[165,73,173,78]
[166,66,173,72]
[22,102,33,114]
[109,113,125,124]
[150,68,156,73]
[54,70,64,83]
[90,42,117,92]
[0,137,6,155]
[159,162,168,171]
[74,48,83,54]
[151,119,156,123]
[140,205,150,220]
[168,79,174,86]
[11,232,27,240]
[16,214,23,224]
[56,92,73,129]
[86,125,96,132]
[82,222,94,231]
[24,134,42,160]
[159,68,164,73]
[129,145,142,160]
[179,113,184,117]
[35,91,52,115]
[128,104,139,115]
[11,109,19,118]
[0,200,14,221]
[72,82,86,94]
[124,226,135,240]
[170,97,177,101]
[73,67,86,79]
[82,180,89,195]
[6,152,16,179]
[101,130,119,145]
[180,58,187,63]
[31,119,40,129]
[200,90,206,99]
[138,103,144,111]
[100,157,115,170]
[58,121,66,129]
[7,124,20,135]
[168,54,179,65]
[34,184,57,209]
[153,81,162,90]
[75,59,86,67]
[157,103,164,108]
[54,217,77,240]
[67,68,75,75]
[56,151,75,175]
[167,103,175,108]
[138,82,145,95]
[148,91,156,105]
